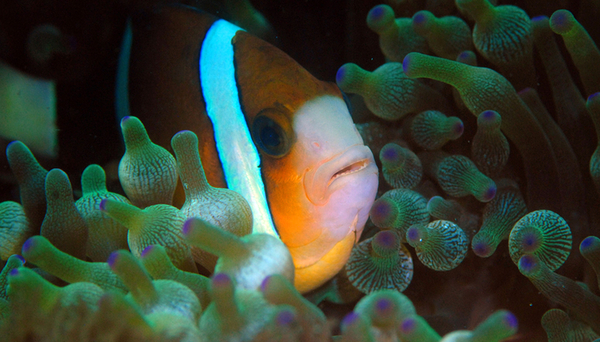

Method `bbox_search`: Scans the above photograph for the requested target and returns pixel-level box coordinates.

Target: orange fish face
[263,96,379,292]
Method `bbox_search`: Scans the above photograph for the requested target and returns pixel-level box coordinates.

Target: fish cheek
[261,151,323,249]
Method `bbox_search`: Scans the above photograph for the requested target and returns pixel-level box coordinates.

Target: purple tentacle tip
[372,199,392,219]
[182,219,195,236]
[482,110,496,121]
[381,145,399,161]
[212,273,231,286]
[580,236,599,251]
[400,317,416,333]
[504,312,518,330]
[276,310,296,326]
[550,10,569,29]
[531,15,548,23]
[413,12,427,25]
[407,226,420,242]
[519,254,537,272]
[99,199,109,212]
[454,121,464,136]
[458,51,472,61]
[341,311,359,327]
[369,6,385,21]
[483,185,497,202]
[336,66,346,84]
[9,268,19,277]
[6,140,20,150]
[21,237,35,254]
[141,245,155,258]
[588,92,600,102]
[260,275,272,292]
[15,255,26,264]
[375,230,397,248]
[375,298,393,314]
[107,251,119,268]
[402,55,412,74]
[473,241,492,258]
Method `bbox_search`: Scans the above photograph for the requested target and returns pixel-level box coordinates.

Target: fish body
[120,4,378,292]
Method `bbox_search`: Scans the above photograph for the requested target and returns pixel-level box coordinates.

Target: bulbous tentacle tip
[518,254,539,274]
[369,197,394,227]
[379,143,399,162]
[481,184,497,202]
[182,218,195,236]
[374,297,394,316]
[453,120,464,137]
[399,316,416,333]
[406,225,424,246]
[480,110,501,123]
[549,10,576,34]
[402,54,415,76]
[472,238,494,258]
[457,50,477,65]
[6,140,23,152]
[588,92,600,102]
[531,15,548,23]
[260,275,272,292]
[14,255,26,264]
[341,311,360,328]
[502,311,519,330]
[335,65,347,85]
[98,198,109,212]
[212,272,232,287]
[120,115,133,125]
[580,235,600,252]
[140,245,155,258]
[366,5,394,32]
[106,251,120,269]
[411,11,431,27]
[373,230,399,251]
[171,130,197,147]
[336,63,364,91]
[275,309,297,326]
[21,236,36,255]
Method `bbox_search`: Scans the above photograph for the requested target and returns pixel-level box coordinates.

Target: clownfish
[117,4,378,293]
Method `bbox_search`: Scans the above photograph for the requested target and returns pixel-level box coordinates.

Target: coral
[419,152,497,202]
[369,188,429,238]
[118,116,178,209]
[171,130,252,271]
[379,142,423,189]
[508,210,572,271]
[470,110,510,177]
[406,220,468,271]
[75,164,130,262]
[411,10,473,60]
[471,181,527,258]
[40,168,89,259]
[366,4,430,62]
[410,110,464,150]
[345,230,413,293]
[336,62,448,121]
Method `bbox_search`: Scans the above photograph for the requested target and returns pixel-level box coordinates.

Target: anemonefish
[118,4,378,293]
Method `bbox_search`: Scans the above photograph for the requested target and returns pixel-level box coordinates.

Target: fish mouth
[304,144,377,206]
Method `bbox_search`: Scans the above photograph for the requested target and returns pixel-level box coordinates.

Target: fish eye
[251,110,293,158]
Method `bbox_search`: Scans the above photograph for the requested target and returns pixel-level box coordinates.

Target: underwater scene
[1,0,600,341]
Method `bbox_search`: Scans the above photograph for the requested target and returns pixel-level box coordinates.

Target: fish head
[234,32,379,293]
